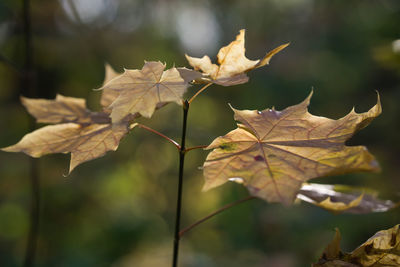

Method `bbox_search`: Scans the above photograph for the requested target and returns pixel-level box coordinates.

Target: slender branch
[137,124,180,150]
[24,159,40,267]
[184,145,208,153]
[188,83,212,104]
[22,0,40,267]
[179,196,256,237]
[22,0,33,92]
[172,100,189,267]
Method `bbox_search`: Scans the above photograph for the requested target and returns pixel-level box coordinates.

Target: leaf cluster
[2,29,396,213]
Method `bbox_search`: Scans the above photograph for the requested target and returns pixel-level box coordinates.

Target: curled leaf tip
[227,103,235,111]
[298,183,395,214]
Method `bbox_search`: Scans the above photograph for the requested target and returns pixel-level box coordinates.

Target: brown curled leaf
[317,195,364,213]
[203,92,381,205]
[298,183,397,214]
[314,225,400,266]
[186,29,289,86]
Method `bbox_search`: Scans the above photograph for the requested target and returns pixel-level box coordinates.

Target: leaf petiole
[137,124,181,150]
[188,83,212,104]
[184,145,208,153]
[179,195,256,237]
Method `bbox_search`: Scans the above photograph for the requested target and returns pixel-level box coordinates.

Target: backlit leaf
[2,95,133,173]
[314,225,400,266]
[203,92,381,204]
[99,61,201,122]
[186,29,289,86]
[21,95,92,124]
[298,183,397,214]
[100,63,120,111]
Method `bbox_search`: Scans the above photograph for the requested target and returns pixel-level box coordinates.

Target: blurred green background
[0,0,399,266]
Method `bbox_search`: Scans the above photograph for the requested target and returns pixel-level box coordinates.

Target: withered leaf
[203,92,381,205]
[351,224,400,266]
[98,63,167,120]
[99,61,201,122]
[316,194,364,213]
[186,29,289,86]
[314,225,400,267]
[100,63,121,111]
[298,183,397,214]
[315,228,359,267]
[21,94,92,124]
[2,95,132,173]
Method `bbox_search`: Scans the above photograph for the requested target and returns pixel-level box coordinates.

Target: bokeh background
[0,0,399,266]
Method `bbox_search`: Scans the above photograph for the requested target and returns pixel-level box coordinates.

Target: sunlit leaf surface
[100,61,201,122]
[203,92,381,204]
[2,95,133,173]
[186,29,288,86]
[100,63,121,111]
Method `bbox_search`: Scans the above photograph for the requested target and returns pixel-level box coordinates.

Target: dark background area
[0,0,399,266]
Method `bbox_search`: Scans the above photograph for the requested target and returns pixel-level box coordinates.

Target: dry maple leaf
[99,61,201,122]
[350,224,400,266]
[2,95,133,173]
[20,94,93,124]
[314,225,400,267]
[98,63,167,119]
[298,183,396,214]
[203,92,381,205]
[185,29,289,86]
[100,63,121,111]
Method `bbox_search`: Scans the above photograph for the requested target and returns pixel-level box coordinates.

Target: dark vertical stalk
[24,159,39,267]
[172,100,189,267]
[22,0,32,87]
[22,0,40,266]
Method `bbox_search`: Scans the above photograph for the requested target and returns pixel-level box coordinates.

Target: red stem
[179,196,256,237]
[137,124,180,150]
[188,83,212,104]
[184,145,208,153]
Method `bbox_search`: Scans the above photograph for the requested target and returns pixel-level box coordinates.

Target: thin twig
[188,83,212,104]
[22,0,40,267]
[172,100,189,267]
[137,124,180,150]
[179,196,256,237]
[24,159,39,267]
[184,145,208,153]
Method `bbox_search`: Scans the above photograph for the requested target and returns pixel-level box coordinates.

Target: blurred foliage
[0,0,399,266]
